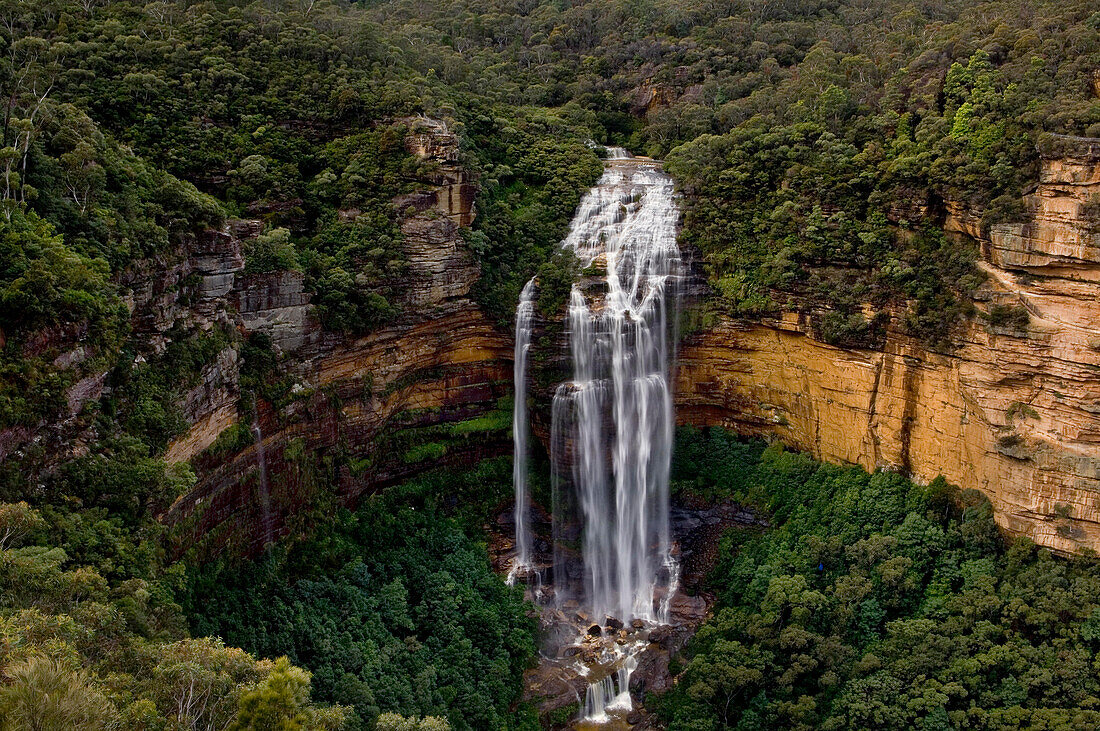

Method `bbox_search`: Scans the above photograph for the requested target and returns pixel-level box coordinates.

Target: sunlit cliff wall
[677,134,1100,554]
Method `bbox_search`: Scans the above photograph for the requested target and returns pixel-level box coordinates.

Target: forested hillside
[663,429,1100,730]
[2,0,1100,728]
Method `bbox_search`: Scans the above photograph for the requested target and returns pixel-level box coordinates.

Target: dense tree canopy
[184,463,537,731]
[663,428,1100,730]
[0,500,347,729]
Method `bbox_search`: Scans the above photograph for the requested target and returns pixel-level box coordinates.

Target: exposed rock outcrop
[402,116,477,227]
[164,347,240,465]
[678,134,1100,554]
[162,117,510,558]
[0,214,255,469]
[233,271,316,353]
[166,299,513,557]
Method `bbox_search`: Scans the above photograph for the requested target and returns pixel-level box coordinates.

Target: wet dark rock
[670,593,708,624]
[647,625,671,645]
[630,647,673,695]
[521,661,586,720]
[488,492,765,726]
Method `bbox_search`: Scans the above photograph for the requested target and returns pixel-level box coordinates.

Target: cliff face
[678,135,1100,554]
[0,211,250,468]
[109,129,1100,559]
[160,118,514,558]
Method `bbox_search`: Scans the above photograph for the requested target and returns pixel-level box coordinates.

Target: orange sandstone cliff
[677,134,1100,554]
[158,130,1100,558]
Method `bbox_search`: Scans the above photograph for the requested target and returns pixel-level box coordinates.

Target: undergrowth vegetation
[183,459,536,731]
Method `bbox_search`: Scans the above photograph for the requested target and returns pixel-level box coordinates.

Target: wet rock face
[678,134,1100,555]
[494,495,761,726]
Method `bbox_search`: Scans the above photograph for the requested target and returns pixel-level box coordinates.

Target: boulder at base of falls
[647,625,671,646]
[521,662,588,721]
[670,592,708,624]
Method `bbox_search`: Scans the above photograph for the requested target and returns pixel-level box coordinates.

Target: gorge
[8,2,1100,727]
[140,125,1100,565]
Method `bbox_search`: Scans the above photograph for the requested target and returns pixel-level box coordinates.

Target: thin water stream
[509,277,537,583]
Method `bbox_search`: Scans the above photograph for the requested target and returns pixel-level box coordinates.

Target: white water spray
[511,151,681,724]
[582,655,637,723]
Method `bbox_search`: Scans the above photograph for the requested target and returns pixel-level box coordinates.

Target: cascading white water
[250,396,274,547]
[511,150,681,725]
[554,155,681,624]
[509,278,537,581]
[582,656,637,723]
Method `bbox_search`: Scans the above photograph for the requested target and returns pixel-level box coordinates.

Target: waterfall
[250,396,274,547]
[582,655,637,723]
[511,152,680,725]
[552,157,681,623]
[509,278,537,581]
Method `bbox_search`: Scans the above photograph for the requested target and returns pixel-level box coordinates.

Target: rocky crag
[163,118,511,558]
[677,134,1100,554]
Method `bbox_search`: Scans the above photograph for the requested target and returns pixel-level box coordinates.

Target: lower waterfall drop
[250,393,274,547]
[582,655,637,723]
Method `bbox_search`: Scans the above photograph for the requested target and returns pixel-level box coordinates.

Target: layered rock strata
[38,125,1100,559]
[678,134,1100,554]
[163,118,513,558]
